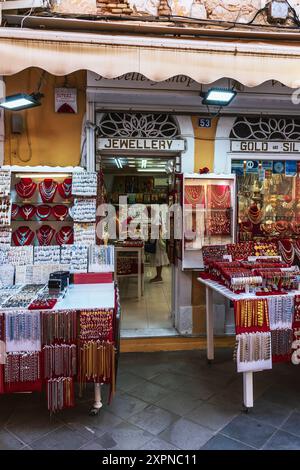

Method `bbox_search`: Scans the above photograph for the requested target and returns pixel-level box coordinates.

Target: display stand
[115,245,144,299]
[198,276,300,410]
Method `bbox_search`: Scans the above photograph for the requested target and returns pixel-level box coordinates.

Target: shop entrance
[101,154,178,337]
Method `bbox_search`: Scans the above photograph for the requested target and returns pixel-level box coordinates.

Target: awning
[1,28,300,88]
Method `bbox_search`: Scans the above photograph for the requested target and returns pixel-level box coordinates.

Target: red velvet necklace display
[19,204,36,221]
[57,177,72,199]
[39,179,58,203]
[36,225,56,246]
[52,204,69,221]
[56,226,74,245]
[36,205,52,221]
[15,178,37,199]
[12,226,35,246]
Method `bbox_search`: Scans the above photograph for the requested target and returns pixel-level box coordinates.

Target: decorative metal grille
[230,117,300,140]
[98,112,179,138]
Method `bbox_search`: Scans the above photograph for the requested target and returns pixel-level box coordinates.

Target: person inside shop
[147,207,169,283]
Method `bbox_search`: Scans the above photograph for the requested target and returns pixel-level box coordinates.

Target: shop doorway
[101,153,177,337]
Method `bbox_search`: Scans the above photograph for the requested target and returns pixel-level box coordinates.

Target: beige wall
[4,69,86,167]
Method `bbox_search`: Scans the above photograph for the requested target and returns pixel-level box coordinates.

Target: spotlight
[202,88,236,106]
[0,92,43,111]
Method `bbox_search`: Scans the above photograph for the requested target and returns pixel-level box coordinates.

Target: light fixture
[141,159,147,169]
[16,173,71,178]
[114,158,123,169]
[137,169,166,173]
[268,0,289,22]
[0,92,43,111]
[202,88,236,106]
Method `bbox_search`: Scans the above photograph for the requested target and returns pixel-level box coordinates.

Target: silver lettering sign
[231,140,300,153]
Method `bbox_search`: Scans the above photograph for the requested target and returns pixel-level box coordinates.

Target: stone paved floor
[1,348,300,450]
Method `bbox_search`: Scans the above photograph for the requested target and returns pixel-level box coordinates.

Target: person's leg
[150,265,163,282]
[156,266,163,280]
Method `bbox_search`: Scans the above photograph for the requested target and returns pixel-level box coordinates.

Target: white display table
[197,276,300,410]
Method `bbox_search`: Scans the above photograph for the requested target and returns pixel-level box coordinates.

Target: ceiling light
[0,93,43,111]
[137,169,166,173]
[114,158,123,169]
[141,160,147,169]
[202,88,236,106]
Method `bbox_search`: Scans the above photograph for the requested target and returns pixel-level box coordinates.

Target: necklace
[209,185,231,209]
[15,178,37,199]
[248,204,263,225]
[36,225,55,246]
[36,205,51,220]
[52,204,68,221]
[184,185,205,207]
[11,204,19,220]
[12,226,35,246]
[39,179,58,203]
[56,226,73,245]
[278,239,294,265]
[57,178,72,199]
[19,204,36,221]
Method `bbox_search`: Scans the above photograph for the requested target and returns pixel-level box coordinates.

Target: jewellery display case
[182,173,237,270]
[233,162,300,241]
[1,165,98,247]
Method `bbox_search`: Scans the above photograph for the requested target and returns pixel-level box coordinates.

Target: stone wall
[51,0,300,24]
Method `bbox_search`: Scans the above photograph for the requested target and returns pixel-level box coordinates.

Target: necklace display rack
[10,170,98,247]
[0,279,119,414]
[198,239,300,410]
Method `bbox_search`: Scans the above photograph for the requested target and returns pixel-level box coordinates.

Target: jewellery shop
[0,165,120,414]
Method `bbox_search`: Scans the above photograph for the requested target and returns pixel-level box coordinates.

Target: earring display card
[60,244,72,265]
[70,245,88,273]
[0,197,11,227]
[0,229,12,246]
[34,246,60,265]
[0,244,9,265]
[7,246,34,266]
[0,264,14,288]
[72,172,97,196]
[71,198,96,222]
[89,245,115,273]
[73,223,96,245]
[0,170,11,197]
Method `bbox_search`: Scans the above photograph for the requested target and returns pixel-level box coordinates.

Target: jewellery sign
[231,140,300,153]
[98,138,185,152]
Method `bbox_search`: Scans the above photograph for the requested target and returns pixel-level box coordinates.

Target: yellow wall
[191,116,218,334]
[192,116,218,172]
[4,69,86,167]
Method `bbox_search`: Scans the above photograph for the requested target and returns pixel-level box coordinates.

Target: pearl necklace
[36,225,55,246]
[278,240,295,265]
[58,178,72,199]
[15,178,37,199]
[12,227,34,246]
[56,226,73,245]
[39,179,58,203]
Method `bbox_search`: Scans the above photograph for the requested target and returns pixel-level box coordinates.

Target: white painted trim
[214,116,236,174]
[86,100,95,172]
[0,77,4,166]
[1,27,300,57]
[175,115,194,173]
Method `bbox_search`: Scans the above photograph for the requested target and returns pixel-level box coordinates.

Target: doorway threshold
[121,327,178,338]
